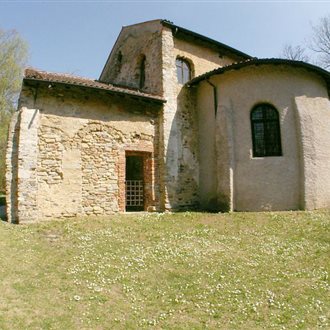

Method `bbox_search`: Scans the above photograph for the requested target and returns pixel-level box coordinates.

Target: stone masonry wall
[5,111,20,223]
[100,21,244,211]
[9,84,161,222]
[100,20,163,96]
[80,124,121,215]
[16,107,40,223]
[161,28,241,210]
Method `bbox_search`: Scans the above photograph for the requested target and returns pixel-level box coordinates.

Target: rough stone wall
[80,124,121,215]
[15,107,40,222]
[5,85,41,223]
[197,65,330,211]
[101,21,244,211]
[8,84,161,223]
[161,26,178,209]
[5,111,20,223]
[161,29,240,210]
[100,20,163,96]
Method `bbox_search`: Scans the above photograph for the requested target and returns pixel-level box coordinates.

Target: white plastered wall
[197,64,330,211]
[295,94,330,209]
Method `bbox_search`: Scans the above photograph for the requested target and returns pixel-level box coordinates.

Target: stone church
[6,19,330,223]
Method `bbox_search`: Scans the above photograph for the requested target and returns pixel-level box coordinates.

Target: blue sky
[1,1,329,78]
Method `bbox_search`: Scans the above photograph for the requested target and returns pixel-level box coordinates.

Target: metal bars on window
[126,180,144,207]
[251,104,282,157]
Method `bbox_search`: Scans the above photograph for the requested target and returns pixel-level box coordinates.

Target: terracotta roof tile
[24,68,165,103]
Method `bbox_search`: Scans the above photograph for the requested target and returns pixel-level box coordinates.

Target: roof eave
[161,20,252,60]
[23,77,166,104]
[188,59,330,88]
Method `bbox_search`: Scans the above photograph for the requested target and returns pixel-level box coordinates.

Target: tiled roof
[188,58,330,87]
[24,68,165,103]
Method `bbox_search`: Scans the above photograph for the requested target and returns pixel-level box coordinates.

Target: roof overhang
[188,58,330,91]
[24,69,166,105]
[161,20,252,60]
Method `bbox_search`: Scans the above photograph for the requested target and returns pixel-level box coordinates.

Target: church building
[6,19,330,223]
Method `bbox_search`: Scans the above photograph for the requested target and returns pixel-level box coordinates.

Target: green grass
[0,211,329,329]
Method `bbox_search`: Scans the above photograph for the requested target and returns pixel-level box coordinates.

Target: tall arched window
[113,51,123,78]
[176,58,191,84]
[251,104,282,157]
[139,55,146,89]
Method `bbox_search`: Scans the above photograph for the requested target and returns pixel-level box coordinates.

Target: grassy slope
[0,211,329,329]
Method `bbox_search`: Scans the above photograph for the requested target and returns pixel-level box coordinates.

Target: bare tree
[281,44,309,62]
[309,15,330,69]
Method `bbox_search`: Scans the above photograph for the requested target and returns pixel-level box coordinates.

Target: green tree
[0,29,28,193]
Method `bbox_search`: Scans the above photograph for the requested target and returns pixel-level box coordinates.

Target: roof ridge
[25,67,97,82]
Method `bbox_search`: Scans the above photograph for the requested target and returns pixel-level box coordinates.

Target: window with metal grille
[126,180,144,208]
[251,104,282,157]
[176,58,191,84]
[125,155,144,211]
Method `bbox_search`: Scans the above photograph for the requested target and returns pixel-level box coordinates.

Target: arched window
[176,58,191,84]
[139,55,146,89]
[113,51,123,78]
[251,104,282,157]
[117,51,123,64]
